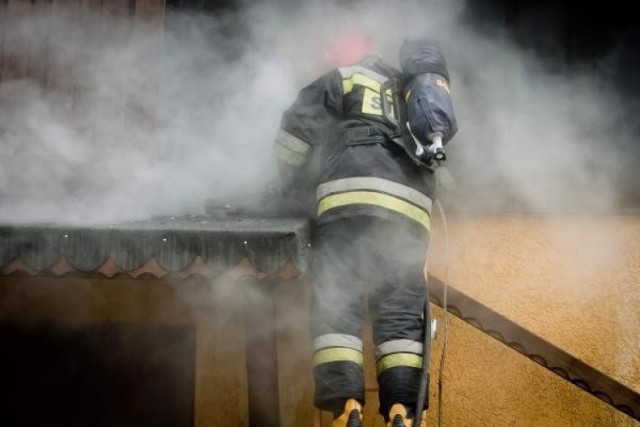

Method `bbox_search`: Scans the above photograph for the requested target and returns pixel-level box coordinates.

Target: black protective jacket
[274,39,457,233]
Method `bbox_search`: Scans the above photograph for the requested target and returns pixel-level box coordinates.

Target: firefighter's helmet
[323,29,373,67]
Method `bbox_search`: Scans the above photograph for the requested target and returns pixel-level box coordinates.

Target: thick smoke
[0,0,637,224]
[443,25,636,214]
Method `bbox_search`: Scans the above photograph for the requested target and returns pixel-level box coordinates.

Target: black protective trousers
[309,215,429,418]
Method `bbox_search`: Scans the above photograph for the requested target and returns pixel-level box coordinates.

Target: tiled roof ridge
[427,274,640,422]
[1,255,302,282]
[0,217,310,277]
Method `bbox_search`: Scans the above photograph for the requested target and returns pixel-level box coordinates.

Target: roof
[0,215,310,281]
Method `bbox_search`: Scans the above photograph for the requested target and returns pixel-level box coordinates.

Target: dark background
[459,0,640,212]
[462,0,640,100]
[0,322,196,426]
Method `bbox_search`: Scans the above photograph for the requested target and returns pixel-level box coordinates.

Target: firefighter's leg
[368,223,430,427]
[309,220,369,426]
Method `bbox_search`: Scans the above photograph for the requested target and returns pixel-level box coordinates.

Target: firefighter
[273,32,458,427]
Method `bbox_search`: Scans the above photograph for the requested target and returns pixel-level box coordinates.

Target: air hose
[414,198,450,427]
[414,289,432,426]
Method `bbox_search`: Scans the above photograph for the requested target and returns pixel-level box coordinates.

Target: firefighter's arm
[273,70,342,191]
[273,127,312,191]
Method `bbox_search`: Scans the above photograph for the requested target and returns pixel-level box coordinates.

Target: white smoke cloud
[0,0,636,224]
[438,4,638,215]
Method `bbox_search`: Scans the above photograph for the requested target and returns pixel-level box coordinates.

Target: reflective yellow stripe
[343,79,353,94]
[376,353,423,375]
[313,348,364,367]
[360,88,396,118]
[343,73,382,94]
[276,144,307,166]
[436,78,450,94]
[317,191,431,230]
[361,87,382,115]
[339,65,388,83]
[317,177,432,212]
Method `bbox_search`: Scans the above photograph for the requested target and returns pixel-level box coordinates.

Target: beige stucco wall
[1,215,639,426]
[423,214,640,426]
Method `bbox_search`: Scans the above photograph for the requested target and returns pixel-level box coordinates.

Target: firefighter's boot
[332,398,363,427]
[386,403,427,427]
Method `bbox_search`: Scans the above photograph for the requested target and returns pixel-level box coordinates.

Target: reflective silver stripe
[314,334,363,352]
[275,128,311,154]
[317,177,432,214]
[338,65,389,84]
[375,339,423,360]
[276,144,306,166]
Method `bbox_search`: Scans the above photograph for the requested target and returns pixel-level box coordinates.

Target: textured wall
[421,214,640,426]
